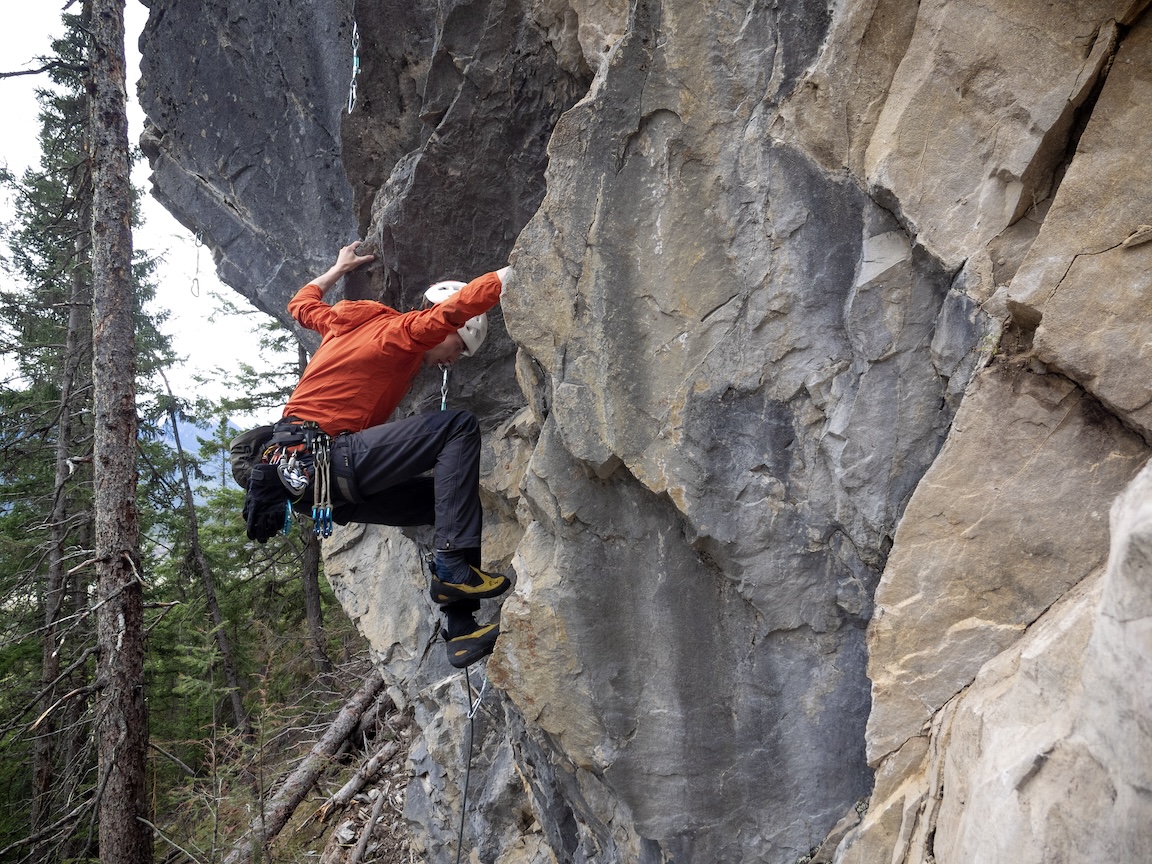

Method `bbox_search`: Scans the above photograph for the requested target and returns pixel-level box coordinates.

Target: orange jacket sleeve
[389,271,503,350]
[288,284,337,336]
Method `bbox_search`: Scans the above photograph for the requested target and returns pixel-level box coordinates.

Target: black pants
[330,409,483,553]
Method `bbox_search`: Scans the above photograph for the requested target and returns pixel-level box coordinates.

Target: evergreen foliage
[0,11,375,863]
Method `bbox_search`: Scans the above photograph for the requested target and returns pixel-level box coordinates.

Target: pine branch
[0,798,91,858]
[0,645,98,739]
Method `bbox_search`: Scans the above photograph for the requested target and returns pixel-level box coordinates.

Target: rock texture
[139,0,1152,861]
[865,362,1148,763]
[138,0,358,339]
[840,459,1152,864]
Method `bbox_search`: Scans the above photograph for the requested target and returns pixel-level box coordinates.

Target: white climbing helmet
[424,280,488,357]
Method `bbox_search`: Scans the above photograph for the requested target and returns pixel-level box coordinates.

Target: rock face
[138,0,358,340]
[140,0,1152,862]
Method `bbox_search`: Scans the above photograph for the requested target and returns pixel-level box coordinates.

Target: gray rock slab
[863,0,1134,270]
[138,0,358,336]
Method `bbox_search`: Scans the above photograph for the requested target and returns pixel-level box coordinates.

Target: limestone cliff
[140,0,1152,861]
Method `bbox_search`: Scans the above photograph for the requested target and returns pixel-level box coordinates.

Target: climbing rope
[433,329,487,864]
[455,667,490,864]
[347,21,361,113]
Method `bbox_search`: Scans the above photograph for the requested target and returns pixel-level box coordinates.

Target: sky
[0,1,283,426]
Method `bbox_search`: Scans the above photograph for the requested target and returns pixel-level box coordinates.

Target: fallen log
[314,739,401,824]
[220,669,385,864]
[346,791,387,864]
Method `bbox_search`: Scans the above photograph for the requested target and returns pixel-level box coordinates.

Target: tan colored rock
[837,717,947,864]
[570,0,627,76]
[866,361,1147,762]
[847,457,1152,862]
[1008,16,1152,437]
[842,574,1102,864]
[932,573,1110,863]
[864,0,1127,270]
[488,521,608,771]
[780,0,919,175]
[529,0,627,78]
[324,523,439,684]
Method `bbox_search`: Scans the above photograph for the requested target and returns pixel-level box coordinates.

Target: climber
[279,241,512,668]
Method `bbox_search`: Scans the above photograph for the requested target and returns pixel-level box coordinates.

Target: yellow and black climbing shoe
[445,623,500,668]
[430,566,511,604]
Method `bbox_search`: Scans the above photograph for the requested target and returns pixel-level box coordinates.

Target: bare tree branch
[346,791,387,864]
[0,799,90,857]
[0,646,97,739]
[148,741,198,778]
[137,817,208,864]
[0,61,86,79]
[30,679,103,732]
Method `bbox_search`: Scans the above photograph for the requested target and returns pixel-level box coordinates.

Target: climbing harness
[455,666,490,864]
[347,21,361,113]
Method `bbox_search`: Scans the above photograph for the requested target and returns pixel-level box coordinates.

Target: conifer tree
[0,15,97,860]
[0,9,380,861]
[87,0,151,859]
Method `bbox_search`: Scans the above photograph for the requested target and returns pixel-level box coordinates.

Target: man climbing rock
[280,241,511,668]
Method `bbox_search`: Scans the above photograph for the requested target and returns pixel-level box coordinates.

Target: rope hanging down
[454,667,490,864]
[347,22,361,113]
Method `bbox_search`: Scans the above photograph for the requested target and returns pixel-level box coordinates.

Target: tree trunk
[301,530,333,675]
[316,737,399,823]
[88,0,151,861]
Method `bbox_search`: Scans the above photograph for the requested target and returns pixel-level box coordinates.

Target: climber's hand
[335,241,376,274]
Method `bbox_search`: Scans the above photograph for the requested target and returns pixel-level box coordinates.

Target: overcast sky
[1,1,281,425]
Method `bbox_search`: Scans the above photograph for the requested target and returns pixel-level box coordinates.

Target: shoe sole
[430,569,511,604]
[446,623,500,668]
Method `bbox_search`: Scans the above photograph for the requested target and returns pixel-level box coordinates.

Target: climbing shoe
[444,623,500,668]
[431,551,511,604]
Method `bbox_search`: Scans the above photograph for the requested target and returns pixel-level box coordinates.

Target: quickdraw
[347,21,361,113]
[311,431,333,538]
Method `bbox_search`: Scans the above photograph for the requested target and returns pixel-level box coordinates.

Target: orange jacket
[282,272,502,435]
